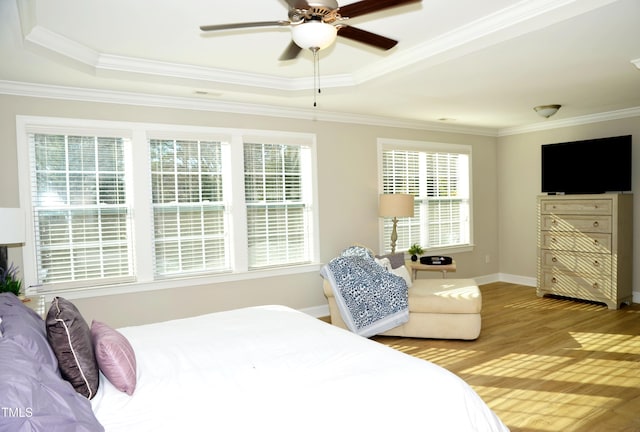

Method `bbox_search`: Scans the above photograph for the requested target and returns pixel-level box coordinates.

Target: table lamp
[0,208,25,272]
[379,194,414,253]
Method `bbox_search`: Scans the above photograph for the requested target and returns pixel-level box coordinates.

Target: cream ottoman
[323,278,482,340]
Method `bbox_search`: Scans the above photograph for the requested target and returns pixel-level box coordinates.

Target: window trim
[16,116,321,299]
[376,138,474,254]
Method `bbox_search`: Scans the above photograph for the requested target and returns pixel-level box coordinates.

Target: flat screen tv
[541,135,632,194]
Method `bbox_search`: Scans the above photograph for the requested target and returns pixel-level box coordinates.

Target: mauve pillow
[46,297,100,399]
[91,320,137,395]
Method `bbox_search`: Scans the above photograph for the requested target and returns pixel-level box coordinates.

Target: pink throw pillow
[91,320,137,395]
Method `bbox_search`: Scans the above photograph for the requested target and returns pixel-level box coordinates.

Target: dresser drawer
[539,199,612,215]
[540,231,611,253]
[540,270,613,299]
[540,215,611,234]
[540,250,611,275]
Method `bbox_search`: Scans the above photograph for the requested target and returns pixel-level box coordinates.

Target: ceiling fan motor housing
[289,3,341,24]
[201,0,421,59]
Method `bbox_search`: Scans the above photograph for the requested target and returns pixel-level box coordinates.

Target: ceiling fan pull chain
[312,47,319,107]
[317,49,322,96]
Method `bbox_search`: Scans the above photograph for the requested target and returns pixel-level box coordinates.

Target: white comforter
[91,305,508,432]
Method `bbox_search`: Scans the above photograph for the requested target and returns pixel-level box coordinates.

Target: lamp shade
[378,194,414,218]
[291,21,338,50]
[0,208,25,245]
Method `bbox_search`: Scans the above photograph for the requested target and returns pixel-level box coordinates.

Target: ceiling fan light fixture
[534,104,561,118]
[291,21,337,51]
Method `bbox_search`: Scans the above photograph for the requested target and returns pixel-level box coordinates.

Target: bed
[0,293,509,431]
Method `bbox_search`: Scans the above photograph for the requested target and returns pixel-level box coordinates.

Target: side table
[406,260,456,279]
[21,295,47,319]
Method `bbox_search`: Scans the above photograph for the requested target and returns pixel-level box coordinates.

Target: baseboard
[301,304,329,318]
[497,273,537,287]
[472,273,536,286]
[472,273,500,285]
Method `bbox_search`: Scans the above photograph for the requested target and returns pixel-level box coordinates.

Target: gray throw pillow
[375,253,405,269]
[46,297,100,399]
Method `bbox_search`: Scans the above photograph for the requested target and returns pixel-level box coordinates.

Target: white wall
[0,94,500,327]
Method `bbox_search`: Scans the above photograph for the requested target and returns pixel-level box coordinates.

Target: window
[29,133,134,289]
[244,142,313,268]
[150,138,227,276]
[379,139,471,253]
[17,117,319,295]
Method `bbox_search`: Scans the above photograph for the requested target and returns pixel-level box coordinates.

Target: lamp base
[390,217,398,254]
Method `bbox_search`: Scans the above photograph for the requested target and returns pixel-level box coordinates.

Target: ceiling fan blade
[279,41,303,60]
[283,0,310,9]
[339,0,421,19]
[200,21,290,32]
[337,25,398,50]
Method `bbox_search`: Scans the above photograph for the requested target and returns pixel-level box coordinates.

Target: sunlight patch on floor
[569,331,640,354]
[384,343,421,355]
[462,353,570,379]
[461,353,640,388]
[409,347,479,368]
[384,343,481,368]
[553,358,640,387]
[502,297,606,312]
[473,386,617,432]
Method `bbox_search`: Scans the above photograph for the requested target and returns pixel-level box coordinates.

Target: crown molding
[24,26,355,92]
[3,79,638,137]
[3,79,637,137]
[498,106,640,136]
[19,0,619,92]
[0,79,497,136]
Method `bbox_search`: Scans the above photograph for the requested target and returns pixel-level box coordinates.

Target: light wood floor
[370,282,640,432]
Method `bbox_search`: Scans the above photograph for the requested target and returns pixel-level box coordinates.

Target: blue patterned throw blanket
[321,246,409,337]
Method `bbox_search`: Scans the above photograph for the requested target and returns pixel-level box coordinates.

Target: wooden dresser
[537,193,633,309]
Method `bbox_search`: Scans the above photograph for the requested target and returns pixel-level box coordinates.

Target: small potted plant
[407,244,424,262]
[0,263,23,297]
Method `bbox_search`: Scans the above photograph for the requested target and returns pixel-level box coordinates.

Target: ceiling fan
[200,0,422,61]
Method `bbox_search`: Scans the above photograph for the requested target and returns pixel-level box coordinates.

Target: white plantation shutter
[150,139,228,276]
[30,133,134,288]
[244,142,311,268]
[381,150,421,249]
[425,152,469,246]
[381,144,470,252]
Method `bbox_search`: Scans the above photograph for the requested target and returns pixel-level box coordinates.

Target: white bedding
[91,305,508,431]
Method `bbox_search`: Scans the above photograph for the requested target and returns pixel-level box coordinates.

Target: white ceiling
[1,0,639,134]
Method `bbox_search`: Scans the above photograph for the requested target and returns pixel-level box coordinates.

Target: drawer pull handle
[552,257,558,263]
[593,260,599,267]
[593,221,599,228]
[552,219,558,225]
[551,277,557,284]
[593,239,599,246]
[593,282,599,289]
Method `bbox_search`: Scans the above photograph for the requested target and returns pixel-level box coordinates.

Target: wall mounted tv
[541,135,632,194]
